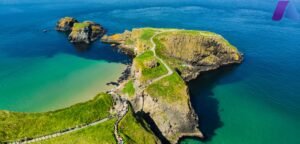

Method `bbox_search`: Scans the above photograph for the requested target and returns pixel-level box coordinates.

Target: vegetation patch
[40,119,117,144]
[140,28,156,41]
[146,73,188,104]
[122,80,135,97]
[0,93,113,142]
[118,106,158,144]
[134,51,168,82]
[133,28,156,54]
[72,22,90,29]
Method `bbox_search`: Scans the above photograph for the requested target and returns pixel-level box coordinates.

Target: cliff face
[56,18,105,44]
[155,31,243,81]
[141,80,203,143]
[103,28,243,143]
[69,21,105,43]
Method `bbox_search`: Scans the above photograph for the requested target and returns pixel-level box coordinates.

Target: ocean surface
[0,0,299,143]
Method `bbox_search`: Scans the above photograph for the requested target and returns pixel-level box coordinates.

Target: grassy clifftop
[0,93,113,142]
[40,119,117,144]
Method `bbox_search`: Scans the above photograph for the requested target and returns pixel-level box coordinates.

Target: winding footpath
[10,90,128,144]
[11,117,111,144]
[149,32,174,83]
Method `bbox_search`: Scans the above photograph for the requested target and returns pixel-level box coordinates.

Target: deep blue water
[0,0,300,143]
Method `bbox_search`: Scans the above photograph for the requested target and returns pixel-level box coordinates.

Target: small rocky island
[0,26,243,144]
[56,17,105,44]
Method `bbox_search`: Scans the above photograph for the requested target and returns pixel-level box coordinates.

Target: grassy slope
[118,106,158,144]
[40,119,117,144]
[122,80,135,97]
[131,28,190,105]
[0,93,113,142]
[40,106,158,144]
[134,51,168,83]
[137,28,156,53]
[145,73,188,104]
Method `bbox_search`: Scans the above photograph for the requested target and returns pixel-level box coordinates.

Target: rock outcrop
[69,21,105,44]
[56,18,105,44]
[56,17,78,32]
[157,31,243,81]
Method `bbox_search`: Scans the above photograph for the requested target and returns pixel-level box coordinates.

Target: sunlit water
[0,0,299,143]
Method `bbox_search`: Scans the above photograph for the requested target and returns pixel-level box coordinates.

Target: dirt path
[11,117,111,144]
[149,32,174,83]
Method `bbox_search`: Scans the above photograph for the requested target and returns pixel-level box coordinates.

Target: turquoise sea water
[0,0,299,143]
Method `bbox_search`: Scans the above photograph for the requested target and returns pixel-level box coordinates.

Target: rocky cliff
[56,17,105,44]
[103,28,243,143]
[155,30,243,81]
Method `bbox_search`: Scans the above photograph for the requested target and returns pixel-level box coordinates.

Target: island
[56,17,106,44]
[0,26,242,143]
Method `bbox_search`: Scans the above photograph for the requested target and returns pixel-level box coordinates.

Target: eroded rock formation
[56,17,105,44]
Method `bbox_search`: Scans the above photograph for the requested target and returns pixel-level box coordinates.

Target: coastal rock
[55,17,78,32]
[101,30,135,55]
[68,21,105,44]
[159,31,243,81]
[141,87,203,143]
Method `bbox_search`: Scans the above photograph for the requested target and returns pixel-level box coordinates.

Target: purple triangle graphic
[285,0,300,20]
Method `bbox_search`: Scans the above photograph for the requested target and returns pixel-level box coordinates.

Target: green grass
[134,51,168,82]
[134,28,156,53]
[122,80,135,97]
[118,106,158,144]
[40,119,117,144]
[0,93,113,142]
[135,50,154,61]
[146,73,188,104]
[140,29,156,41]
[73,22,90,29]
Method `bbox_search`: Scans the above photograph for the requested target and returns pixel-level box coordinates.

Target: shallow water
[0,0,299,143]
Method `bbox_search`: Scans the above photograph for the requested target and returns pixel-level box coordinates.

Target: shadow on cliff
[136,111,171,144]
[187,64,243,142]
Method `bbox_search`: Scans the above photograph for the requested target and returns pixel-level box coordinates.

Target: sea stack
[56,17,106,44]
[68,21,105,44]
